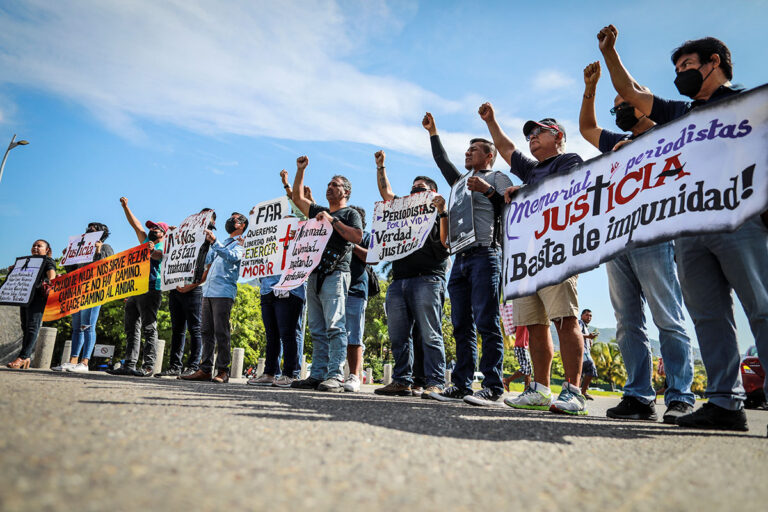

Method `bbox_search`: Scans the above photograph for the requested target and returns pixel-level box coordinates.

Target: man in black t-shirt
[289,155,363,393]
[578,60,696,424]
[600,25,767,431]
[372,150,450,398]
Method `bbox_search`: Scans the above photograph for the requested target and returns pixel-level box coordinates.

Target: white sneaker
[550,383,588,416]
[67,363,89,373]
[504,383,552,411]
[343,374,361,392]
[52,363,75,372]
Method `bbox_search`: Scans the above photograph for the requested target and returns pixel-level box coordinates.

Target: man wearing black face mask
[579,60,696,424]
[372,150,450,398]
[108,197,167,377]
[599,25,768,432]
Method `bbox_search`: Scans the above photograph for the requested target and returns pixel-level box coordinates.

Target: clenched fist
[375,150,385,168]
[478,102,495,123]
[583,61,601,87]
[422,112,437,135]
[597,25,618,52]
[297,156,309,170]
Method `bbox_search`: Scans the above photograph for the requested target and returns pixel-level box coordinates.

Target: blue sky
[1,1,766,351]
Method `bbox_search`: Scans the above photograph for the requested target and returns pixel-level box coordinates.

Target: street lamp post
[0,134,30,185]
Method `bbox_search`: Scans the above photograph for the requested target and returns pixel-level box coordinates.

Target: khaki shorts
[513,275,579,326]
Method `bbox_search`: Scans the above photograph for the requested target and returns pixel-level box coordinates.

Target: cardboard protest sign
[0,256,47,306]
[43,244,151,321]
[502,84,768,300]
[61,231,104,265]
[448,172,475,253]
[366,191,438,263]
[240,197,298,281]
[160,210,214,291]
[272,218,333,291]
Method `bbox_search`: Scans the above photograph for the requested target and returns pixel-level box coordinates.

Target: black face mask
[615,107,640,132]
[410,187,428,195]
[674,63,714,99]
[225,218,237,234]
[148,230,161,242]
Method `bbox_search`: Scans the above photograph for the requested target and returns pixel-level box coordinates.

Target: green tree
[591,341,627,390]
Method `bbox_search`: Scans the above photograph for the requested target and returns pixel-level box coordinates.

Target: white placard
[0,256,46,305]
[61,231,104,265]
[272,218,333,291]
[240,197,298,280]
[161,210,215,291]
[366,191,438,263]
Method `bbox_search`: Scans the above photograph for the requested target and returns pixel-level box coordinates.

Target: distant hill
[549,324,702,362]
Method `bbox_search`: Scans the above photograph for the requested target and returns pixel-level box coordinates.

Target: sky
[1,0,766,352]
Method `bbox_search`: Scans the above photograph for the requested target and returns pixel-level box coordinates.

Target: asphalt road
[1,369,766,512]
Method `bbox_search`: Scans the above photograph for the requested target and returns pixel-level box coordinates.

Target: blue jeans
[70,305,102,361]
[448,247,504,393]
[307,271,350,381]
[296,304,306,377]
[676,216,768,410]
[262,292,304,377]
[606,241,695,405]
[345,295,367,349]
[386,275,446,387]
[168,287,203,371]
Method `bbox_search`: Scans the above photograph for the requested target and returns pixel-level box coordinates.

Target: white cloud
[0,1,461,157]
[532,69,576,91]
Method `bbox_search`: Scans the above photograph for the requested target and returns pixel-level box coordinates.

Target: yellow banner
[43,244,151,321]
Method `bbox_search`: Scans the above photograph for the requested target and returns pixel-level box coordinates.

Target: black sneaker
[428,385,473,402]
[106,366,135,376]
[137,366,154,377]
[662,401,694,425]
[464,387,504,407]
[154,368,182,378]
[606,396,658,421]
[179,367,200,378]
[676,402,749,431]
[290,377,322,390]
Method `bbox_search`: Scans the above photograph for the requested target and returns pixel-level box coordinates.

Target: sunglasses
[610,102,633,116]
[526,126,559,142]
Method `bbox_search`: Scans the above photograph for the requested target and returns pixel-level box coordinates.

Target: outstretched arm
[598,24,654,116]
[423,112,461,186]
[433,195,449,248]
[291,156,312,217]
[579,61,604,150]
[280,169,293,197]
[375,150,395,201]
[120,197,148,244]
[479,102,516,166]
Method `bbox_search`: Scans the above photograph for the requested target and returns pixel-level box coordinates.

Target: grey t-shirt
[466,170,513,247]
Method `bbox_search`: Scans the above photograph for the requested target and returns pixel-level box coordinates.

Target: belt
[457,244,497,256]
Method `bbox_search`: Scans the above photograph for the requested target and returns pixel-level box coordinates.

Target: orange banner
[43,244,151,321]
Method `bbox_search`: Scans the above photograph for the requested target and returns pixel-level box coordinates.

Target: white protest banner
[448,172,475,253]
[502,84,768,300]
[0,256,46,306]
[366,191,438,263]
[61,231,104,266]
[240,196,298,281]
[161,210,214,291]
[272,218,333,291]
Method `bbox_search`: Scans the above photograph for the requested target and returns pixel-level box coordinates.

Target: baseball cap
[145,220,170,233]
[523,118,566,140]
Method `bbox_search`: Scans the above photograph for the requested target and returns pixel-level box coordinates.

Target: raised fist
[297,156,309,170]
[583,61,601,87]
[422,112,436,134]
[597,25,618,52]
[280,169,289,180]
[478,102,495,123]
[120,197,128,207]
[375,150,385,168]
[432,194,446,214]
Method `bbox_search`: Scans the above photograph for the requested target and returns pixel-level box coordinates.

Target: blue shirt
[203,237,243,299]
[348,232,371,298]
[143,236,164,291]
[257,274,306,301]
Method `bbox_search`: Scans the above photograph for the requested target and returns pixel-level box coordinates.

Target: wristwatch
[484,186,496,198]
[331,217,339,226]
[438,212,448,219]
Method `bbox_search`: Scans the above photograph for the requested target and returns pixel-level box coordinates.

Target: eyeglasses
[526,126,559,142]
[610,102,633,116]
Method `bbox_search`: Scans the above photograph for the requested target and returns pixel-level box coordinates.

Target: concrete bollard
[383,363,392,385]
[365,367,373,385]
[31,327,57,369]
[299,355,307,380]
[231,347,244,379]
[152,339,165,375]
[256,357,265,376]
[60,340,72,366]
[445,369,452,386]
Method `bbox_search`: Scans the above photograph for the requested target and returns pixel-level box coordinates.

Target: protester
[342,205,371,392]
[579,59,695,422]
[181,212,247,383]
[598,25,767,431]
[53,223,114,373]
[422,113,511,406]
[106,197,167,377]
[155,209,216,378]
[372,150,449,398]
[502,326,532,392]
[5,240,57,369]
[479,102,587,415]
[578,309,599,400]
[289,156,363,392]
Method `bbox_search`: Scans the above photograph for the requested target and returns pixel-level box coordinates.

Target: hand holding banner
[366,191,438,263]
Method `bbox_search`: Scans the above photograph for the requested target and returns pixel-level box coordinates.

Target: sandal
[6,358,31,369]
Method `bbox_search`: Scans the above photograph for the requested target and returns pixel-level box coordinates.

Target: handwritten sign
[240,197,298,280]
[366,191,438,263]
[161,210,214,291]
[0,256,46,306]
[61,231,104,266]
[272,218,333,291]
